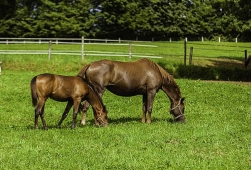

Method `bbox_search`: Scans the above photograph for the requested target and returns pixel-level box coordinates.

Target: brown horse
[30,73,108,130]
[77,58,185,124]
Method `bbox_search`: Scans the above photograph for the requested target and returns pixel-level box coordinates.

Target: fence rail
[0,37,162,60]
[0,37,248,66]
[0,37,148,44]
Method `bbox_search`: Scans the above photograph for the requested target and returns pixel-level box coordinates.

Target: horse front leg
[57,101,73,128]
[142,94,147,123]
[81,101,90,125]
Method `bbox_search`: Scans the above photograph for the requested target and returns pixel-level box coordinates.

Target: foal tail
[30,76,38,107]
[245,54,251,68]
[77,64,91,78]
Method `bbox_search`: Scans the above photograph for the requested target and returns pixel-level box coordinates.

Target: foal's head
[170,98,185,123]
[94,106,108,127]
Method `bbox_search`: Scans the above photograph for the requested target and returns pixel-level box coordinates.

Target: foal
[30,73,108,129]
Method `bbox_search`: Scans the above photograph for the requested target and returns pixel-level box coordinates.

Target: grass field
[0,41,251,169]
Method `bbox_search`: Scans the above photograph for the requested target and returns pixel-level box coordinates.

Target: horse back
[85,59,163,95]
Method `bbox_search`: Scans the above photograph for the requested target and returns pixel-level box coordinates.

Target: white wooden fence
[0,37,162,60]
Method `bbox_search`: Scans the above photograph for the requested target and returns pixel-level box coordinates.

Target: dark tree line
[1,0,251,41]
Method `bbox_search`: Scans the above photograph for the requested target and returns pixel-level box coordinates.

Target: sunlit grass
[0,43,251,169]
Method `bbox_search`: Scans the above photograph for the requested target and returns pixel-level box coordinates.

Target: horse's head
[96,106,108,127]
[170,98,185,123]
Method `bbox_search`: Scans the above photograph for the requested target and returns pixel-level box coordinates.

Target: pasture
[0,41,251,169]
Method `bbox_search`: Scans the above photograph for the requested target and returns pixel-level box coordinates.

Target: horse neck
[161,80,182,103]
[86,87,104,111]
[157,66,182,103]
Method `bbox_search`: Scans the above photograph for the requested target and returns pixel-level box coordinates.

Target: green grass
[0,42,251,169]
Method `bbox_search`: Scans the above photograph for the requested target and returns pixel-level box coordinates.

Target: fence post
[184,40,187,66]
[245,50,247,61]
[129,43,132,59]
[81,36,85,61]
[189,47,193,65]
[48,41,52,60]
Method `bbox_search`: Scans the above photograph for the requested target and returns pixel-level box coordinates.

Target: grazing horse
[77,58,185,124]
[30,73,108,130]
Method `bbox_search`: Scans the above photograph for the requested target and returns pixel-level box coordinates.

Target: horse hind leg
[57,101,73,128]
[142,94,147,123]
[40,106,48,130]
[34,98,48,130]
[72,99,81,129]
[34,107,40,129]
[81,101,90,125]
[146,92,156,124]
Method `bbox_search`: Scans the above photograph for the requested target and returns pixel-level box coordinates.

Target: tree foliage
[1,0,251,41]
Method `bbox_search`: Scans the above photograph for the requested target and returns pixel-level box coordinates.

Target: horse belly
[106,85,146,96]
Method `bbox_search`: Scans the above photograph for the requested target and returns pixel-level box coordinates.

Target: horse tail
[77,64,91,78]
[30,76,38,107]
[245,54,251,68]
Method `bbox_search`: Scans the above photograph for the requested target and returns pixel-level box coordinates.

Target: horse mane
[142,58,182,95]
[140,58,175,85]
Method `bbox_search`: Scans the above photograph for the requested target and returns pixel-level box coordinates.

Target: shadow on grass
[108,117,174,124]
[158,58,251,82]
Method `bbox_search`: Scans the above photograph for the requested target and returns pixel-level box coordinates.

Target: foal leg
[39,105,48,130]
[57,101,73,128]
[35,98,48,130]
[34,107,40,129]
[72,99,81,129]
